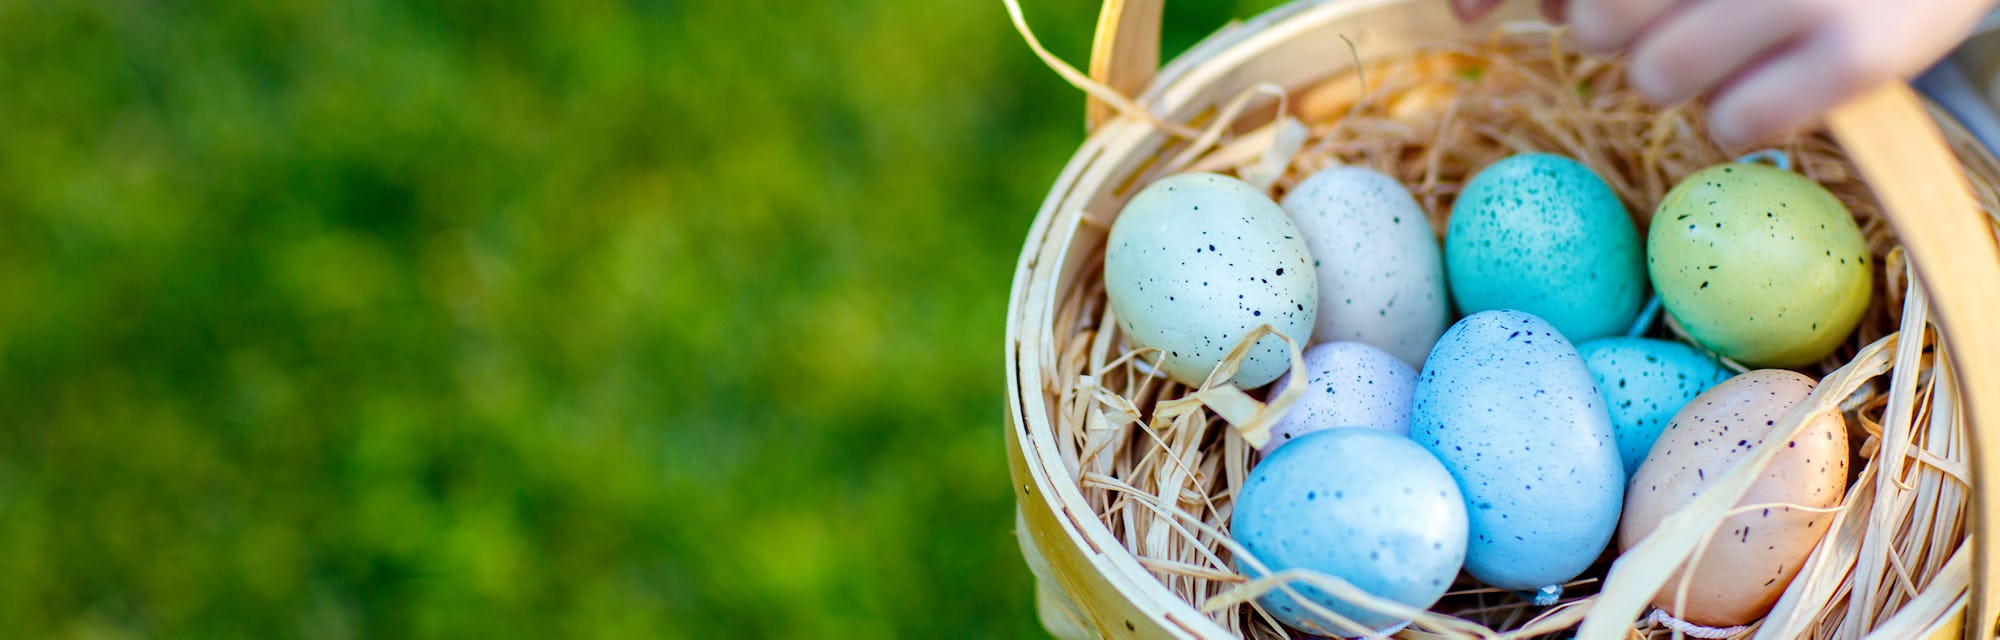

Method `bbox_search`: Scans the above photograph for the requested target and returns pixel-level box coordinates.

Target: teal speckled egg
[1647,162,1872,368]
[1576,337,1733,477]
[1445,154,1646,342]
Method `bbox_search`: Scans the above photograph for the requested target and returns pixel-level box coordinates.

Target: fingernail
[1709,115,1747,149]
[1628,64,1669,103]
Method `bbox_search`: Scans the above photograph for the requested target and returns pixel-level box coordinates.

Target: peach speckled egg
[1619,369,1849,627]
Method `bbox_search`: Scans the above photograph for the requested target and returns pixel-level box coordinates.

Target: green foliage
[0,0,1283,637]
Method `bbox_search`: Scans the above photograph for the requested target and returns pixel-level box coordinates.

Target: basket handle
[1825,87,2000,640]
[1089,1,2000,637]
[1086,0,1162,129]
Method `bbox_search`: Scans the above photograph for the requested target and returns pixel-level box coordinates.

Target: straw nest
[1045,27,2000,639]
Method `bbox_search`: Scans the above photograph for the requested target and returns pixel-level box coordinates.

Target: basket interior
[1020,20,2000,639]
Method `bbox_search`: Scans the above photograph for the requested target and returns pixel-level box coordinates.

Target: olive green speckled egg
[1647,163,1871,368]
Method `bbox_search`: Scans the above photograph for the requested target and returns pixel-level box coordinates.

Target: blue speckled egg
[1577,337,1733,477]
[1410,310,1623,593]
[1264,341,1417,455]
[1445,154,1645,341]
[1280,166,1449,368]
[1233,428,1468,636]
[1105,173,1318,388]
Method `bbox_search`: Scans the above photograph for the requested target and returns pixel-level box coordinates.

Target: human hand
[1450,0,2000,145]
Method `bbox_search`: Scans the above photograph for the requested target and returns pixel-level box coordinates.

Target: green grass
[0,0,1283,637]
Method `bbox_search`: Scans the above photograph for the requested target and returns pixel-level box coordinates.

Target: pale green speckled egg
[1104,173,1318,388]
[1647,163,1871,368]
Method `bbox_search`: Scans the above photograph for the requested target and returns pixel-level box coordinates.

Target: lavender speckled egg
[1280,166,1449,367]
[1264,341,1417,455]
[1620,369,1848,627]
[1445,154,1646,342]
[1411,310,1623,593]
[1233,428,1468,636]
[1577,337,1733,477]
[1105,173,1318,388]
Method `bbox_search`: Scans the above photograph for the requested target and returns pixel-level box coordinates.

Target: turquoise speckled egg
[1576,337,1733,477]
[1233,428,1468,636]
[1445,154,1645,341]
[1104,173,1318,388]
[1411,310,1623,594]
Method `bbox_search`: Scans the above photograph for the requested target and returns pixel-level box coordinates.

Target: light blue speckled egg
[1281,166,1449,368]
[1233,428,1468,636]
[1445,154,1645,342]
[1577,337,1733,477]
[1105,173,1318,388]
[1264,341,1417,455]
[1410,310,1623,593]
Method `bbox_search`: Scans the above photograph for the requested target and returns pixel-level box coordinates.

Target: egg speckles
[1281,166,1449,367]
[1577,337,1733,477]
[1648,162,1872,368]
[1233,429,1468,635]
[1265,341,1417,455]
[1104,173,1318,388]
[1445,154,1646,342]
[1620,369,1849,627]
[1411,310,1623,592]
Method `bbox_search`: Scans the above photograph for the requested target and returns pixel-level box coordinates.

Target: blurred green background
[0,0,1284,637]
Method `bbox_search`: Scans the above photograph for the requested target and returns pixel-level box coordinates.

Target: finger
[1705,29,1877,147]
[1450,0,1507,22]
[1705,4,1985,147]
[1568,0,1683,54]
[1541,0,1569,24]
[1626,0,1817,104]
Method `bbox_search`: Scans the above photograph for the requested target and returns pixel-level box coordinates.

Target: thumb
[1450,0,1507,22]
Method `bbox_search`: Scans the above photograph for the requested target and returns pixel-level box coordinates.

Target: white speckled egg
[1620,369,1848,627]
[1411,310,1623,594]
[1105,173,1319,388]
[1281,167,1449,367]
[1234,428,1468,635]
[1264,341,1417,455]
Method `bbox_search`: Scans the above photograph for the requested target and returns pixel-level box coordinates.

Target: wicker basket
[1003,0,2000,638]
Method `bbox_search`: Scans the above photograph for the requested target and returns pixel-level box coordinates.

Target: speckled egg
[1620,369,1849,627]
[1233,428,1468,635]
[1264,341,1417,455]
[1105,173,1318,388]
[1648,162,1872,368]
[1577,337,1734,477]
[1280,166,1449,367]
[1411,310,1623,593]
[1445,153,1646,342]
